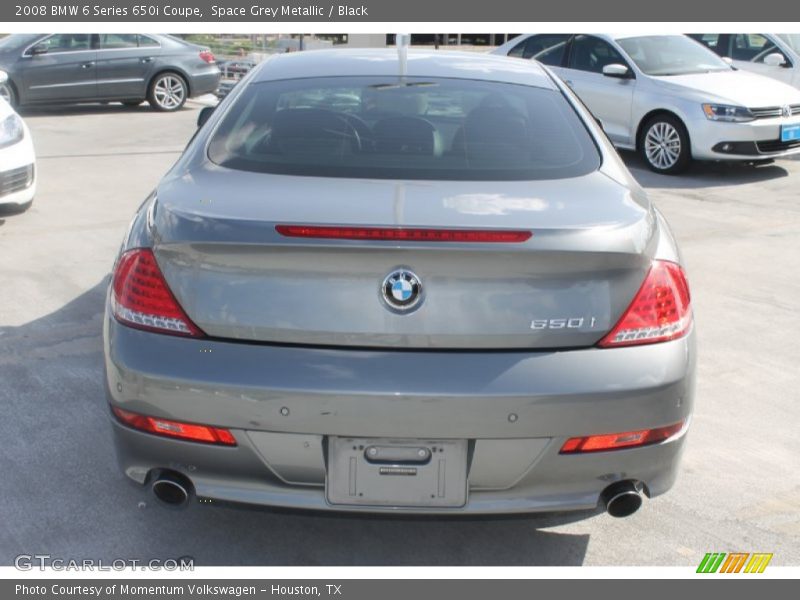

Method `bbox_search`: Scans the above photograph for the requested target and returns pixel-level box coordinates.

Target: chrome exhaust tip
[601,480,643,518]
[150,471,193,508]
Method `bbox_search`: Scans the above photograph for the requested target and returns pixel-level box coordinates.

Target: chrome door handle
[141,57,154,63]
[81,62,95,69]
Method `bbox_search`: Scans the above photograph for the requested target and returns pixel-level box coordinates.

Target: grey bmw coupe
[0,34,220,111]
[104,49,696,517]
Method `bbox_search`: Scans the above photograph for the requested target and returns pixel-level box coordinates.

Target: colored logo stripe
[719,553,749,573]
[697,552,773,573]
[697,553,726,573]
[745,553,773,573]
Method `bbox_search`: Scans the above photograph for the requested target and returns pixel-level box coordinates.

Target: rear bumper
[187,69,221,98]
[104,315,696,514]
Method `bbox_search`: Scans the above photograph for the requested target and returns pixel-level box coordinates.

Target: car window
[137,35,160,48]
[778,34,800,54]
[688,34,724,55]
[506,37,528,58]
[567,35,627,73]
[208,76,601,181]
[617,35,731,76]
[731,34,788,64]
[522,34,570,65]
[38,34,92,53]
[98,34,139,50]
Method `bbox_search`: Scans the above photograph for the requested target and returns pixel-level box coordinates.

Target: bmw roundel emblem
[381,269,423,312]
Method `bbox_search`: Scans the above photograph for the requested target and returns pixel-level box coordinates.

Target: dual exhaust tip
[601,480,644,518]
[147,470,644,517]
[150,470,193,508]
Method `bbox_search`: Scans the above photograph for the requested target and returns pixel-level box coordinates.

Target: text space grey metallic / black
[104,49,696,517]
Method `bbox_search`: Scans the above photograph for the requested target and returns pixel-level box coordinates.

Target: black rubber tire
[147,72,188,112]
[638,114,692,175]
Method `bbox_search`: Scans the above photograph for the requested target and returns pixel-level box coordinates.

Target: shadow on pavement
[620,150,791,189]
[0,281,592,566]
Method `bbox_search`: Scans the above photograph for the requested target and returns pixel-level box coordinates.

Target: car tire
[639,114,691,175]
[147,73,188,112]
[0,81,18,109]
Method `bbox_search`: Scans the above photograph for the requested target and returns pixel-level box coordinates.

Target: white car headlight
[702,103,755,123]
[0,113,24,149]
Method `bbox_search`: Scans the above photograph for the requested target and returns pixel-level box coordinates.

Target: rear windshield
[207,76,600,181]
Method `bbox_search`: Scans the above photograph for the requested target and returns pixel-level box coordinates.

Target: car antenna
[396,33,411,81]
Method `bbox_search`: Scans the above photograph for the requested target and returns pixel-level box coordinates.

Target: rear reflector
[199,50,215,64]
[276,225,532,243]
[111,406,237,446]
[112,248,204,337]
[598,260,691,347]
[560,421,685,454]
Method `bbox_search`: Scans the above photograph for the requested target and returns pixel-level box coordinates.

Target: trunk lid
[152,165,656,349]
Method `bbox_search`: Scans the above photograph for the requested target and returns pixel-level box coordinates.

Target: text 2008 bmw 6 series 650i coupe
[104,49,696,518]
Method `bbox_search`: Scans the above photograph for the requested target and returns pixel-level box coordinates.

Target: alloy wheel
[153,75,186,110]
[644,121,682,170]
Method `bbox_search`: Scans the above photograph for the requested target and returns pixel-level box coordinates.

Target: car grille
[750,104,800,119]
[0,164,34,198]
[756,138,800,153]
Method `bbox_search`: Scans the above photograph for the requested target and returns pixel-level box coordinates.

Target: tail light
[199,50,215,64]
[111,248,204,338]
[560,421,685,454]
[276,225,532,243]
[112,406,236,446]
[598,260,691,348]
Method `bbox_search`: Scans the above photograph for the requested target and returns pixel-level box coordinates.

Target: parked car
[0,34,220,112]
[0,71,35,212]
[215,59,256,100]
[688,34,800,90]
[105,49,695,518]
[493,34,800,173]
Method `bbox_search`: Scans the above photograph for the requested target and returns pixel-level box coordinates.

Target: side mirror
[602,63,631,78]
[764,52,787,67]
[30,42,49,56]
[721,56,733,65]
[0,71,8,85]
[197,105,215,128]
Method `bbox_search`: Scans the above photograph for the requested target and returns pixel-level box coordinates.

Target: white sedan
[493,34,800,173]
[0,70,35,211]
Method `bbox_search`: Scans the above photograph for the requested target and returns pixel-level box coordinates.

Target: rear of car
[104,50,695,516]
[0,94,35,210]
[156,35,220,100]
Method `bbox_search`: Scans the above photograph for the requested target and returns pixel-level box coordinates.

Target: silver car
[493,34,800,173]
[104,49,696,518]
[0,34,220,112]
[689,34,800,90]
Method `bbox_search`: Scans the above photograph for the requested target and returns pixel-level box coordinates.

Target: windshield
[777,34,800,53]
[207,76,600,181]
[617,35,732,76]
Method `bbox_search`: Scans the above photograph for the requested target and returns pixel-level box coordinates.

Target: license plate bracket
[326,437,468,508]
